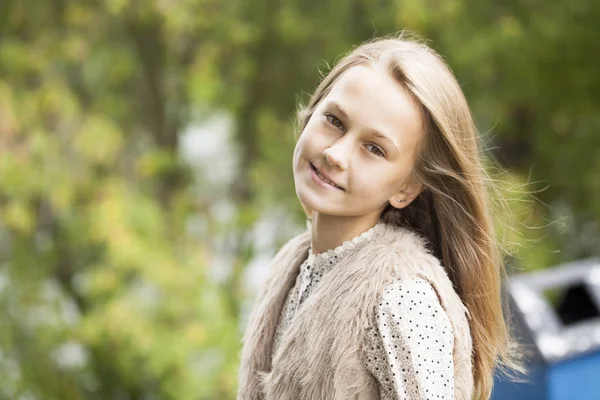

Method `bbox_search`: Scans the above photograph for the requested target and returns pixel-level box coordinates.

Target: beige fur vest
[237,222,474,399]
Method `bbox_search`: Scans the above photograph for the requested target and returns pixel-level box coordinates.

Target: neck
[310,212,380,255]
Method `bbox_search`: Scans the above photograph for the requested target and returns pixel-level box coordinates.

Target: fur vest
[237,221,474,399]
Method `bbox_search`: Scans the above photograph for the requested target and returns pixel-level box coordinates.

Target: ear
[389,180,423,210]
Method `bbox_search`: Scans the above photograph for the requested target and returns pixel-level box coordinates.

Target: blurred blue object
[492,258,600,400]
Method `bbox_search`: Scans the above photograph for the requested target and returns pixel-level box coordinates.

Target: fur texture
[237,222,474,399]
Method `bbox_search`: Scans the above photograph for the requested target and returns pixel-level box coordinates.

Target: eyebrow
[327,101,399,152]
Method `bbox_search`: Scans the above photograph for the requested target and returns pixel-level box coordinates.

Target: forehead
[323,65,424,156]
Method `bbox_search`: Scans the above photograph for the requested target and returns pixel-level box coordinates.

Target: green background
[1,0,599,398]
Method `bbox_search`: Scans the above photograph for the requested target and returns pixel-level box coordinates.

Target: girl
[237,32,526,400]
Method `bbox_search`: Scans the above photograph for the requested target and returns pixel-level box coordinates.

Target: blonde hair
[295,32,527,399]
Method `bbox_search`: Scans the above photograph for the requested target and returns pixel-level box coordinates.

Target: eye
[366,144,385,157]
[325,113,344,131]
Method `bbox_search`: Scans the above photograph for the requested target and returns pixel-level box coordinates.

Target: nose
[323,136,351,170]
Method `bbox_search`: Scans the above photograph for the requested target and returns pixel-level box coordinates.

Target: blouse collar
[305,219,386,267]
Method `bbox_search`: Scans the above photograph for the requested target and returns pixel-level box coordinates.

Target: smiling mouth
[310,163,344,190]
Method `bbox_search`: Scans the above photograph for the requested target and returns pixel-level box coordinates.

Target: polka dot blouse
[272,222,455,399]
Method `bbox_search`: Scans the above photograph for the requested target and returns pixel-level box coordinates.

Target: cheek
[296,125,324,154]
[353,170,398,198]
[347,170,376,197]
[293,132,316,169]
[293,139,302,159]
[293,137,308,165]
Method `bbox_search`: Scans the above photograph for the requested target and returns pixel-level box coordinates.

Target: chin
[298,194,349,217]
[296,189,333,213]
[296,189,319,212]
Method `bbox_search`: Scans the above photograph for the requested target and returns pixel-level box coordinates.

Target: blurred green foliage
[0,0,599,398]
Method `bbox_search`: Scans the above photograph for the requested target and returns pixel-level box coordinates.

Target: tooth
[316,169,338,188]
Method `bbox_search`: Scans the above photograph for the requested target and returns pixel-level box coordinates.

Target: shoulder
[380,276,439,300]
[373,277,455,347]
[365,224,442,274]
[255,228,311,294]
[372,277,455,359]
[271,228,311,263]
[376,277,450,323]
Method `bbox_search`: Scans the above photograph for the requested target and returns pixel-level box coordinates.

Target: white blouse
[272,221,455,400]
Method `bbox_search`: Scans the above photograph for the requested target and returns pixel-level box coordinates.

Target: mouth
[310,163,344,191]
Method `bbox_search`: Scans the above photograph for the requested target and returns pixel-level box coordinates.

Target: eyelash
[324,113,385,157]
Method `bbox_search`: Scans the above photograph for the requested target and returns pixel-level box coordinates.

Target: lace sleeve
[364,277,455,400]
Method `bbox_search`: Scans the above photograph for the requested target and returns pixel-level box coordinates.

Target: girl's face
[293,65,425,221]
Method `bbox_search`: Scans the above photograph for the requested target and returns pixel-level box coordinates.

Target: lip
[309,162,344,191]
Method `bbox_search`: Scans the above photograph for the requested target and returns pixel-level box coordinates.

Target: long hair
[295,31,527,399]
